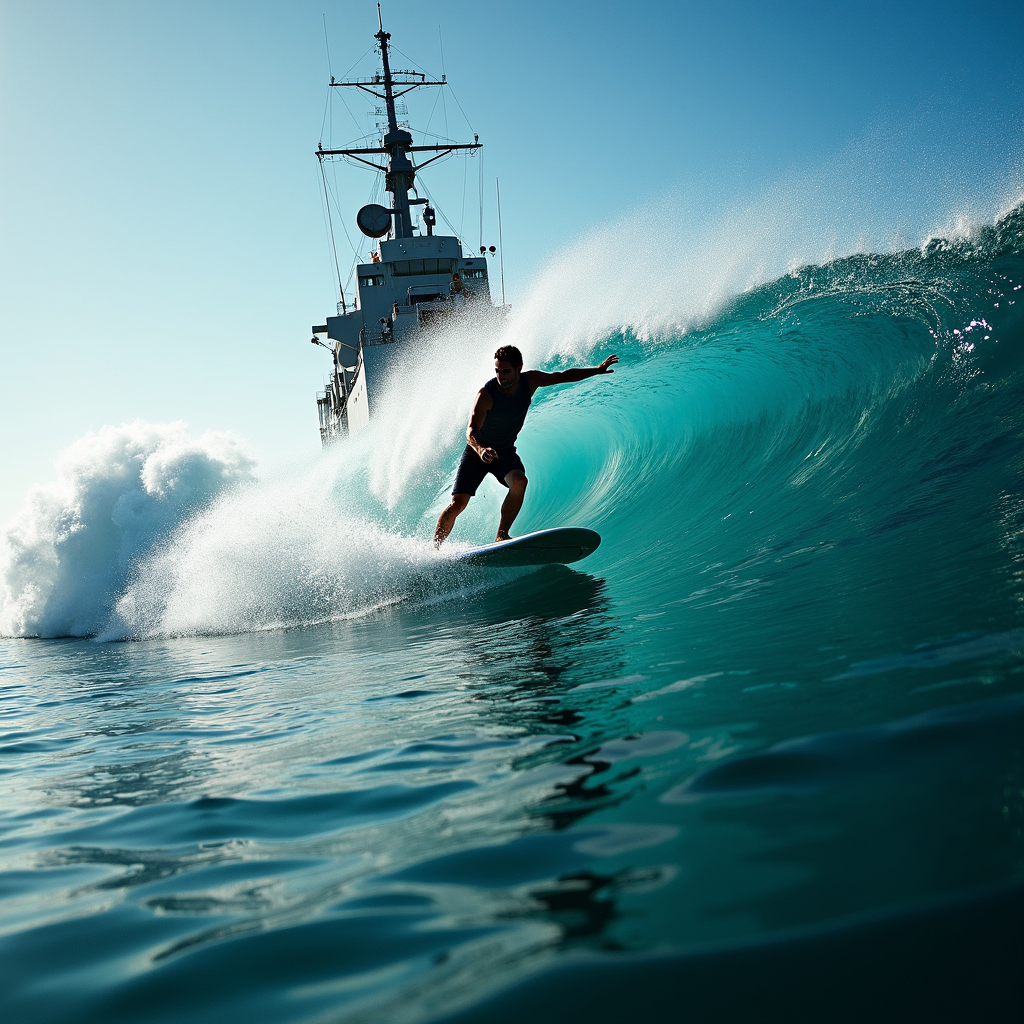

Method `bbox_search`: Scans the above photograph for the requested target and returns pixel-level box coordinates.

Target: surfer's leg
[434,493,471,547]
[437,447,488,547]
[496,470,528,541]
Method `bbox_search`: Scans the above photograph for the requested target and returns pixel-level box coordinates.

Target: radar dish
[356,204,392,238]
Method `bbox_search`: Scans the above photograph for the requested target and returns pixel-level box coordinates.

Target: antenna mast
[317,10,481,241]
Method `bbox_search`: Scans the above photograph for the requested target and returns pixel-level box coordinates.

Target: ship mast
[318,5,481,241]
[375,6,414,238]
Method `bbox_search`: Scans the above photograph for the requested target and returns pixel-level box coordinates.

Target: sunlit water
[2,204,1023,1021]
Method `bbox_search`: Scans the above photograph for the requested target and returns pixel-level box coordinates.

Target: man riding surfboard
[433,345,618,547]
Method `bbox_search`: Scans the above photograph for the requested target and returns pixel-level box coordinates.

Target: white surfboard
[451,528,601,567]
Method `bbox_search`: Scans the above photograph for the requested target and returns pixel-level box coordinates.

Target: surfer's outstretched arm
[526,354,618,389]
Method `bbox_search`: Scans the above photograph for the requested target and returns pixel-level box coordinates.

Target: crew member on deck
[433,345,618,546]
[450,272,470,302]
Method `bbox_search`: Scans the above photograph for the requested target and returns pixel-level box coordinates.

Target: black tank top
[477,377,534,449]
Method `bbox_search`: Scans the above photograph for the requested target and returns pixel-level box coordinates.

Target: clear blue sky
[2,0,1022,525]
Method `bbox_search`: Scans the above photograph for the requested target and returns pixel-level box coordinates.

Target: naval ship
[310,9,505,444]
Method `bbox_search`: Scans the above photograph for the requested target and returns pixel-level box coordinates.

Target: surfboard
[451,528,601,567]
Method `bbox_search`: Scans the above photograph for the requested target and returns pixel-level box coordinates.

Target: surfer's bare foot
[495,531,511,542]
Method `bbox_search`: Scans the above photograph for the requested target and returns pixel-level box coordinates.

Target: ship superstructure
[310,8,503,443]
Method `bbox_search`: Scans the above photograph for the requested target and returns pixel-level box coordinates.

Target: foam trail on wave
[104,455,443,640]
[0,406,513,640]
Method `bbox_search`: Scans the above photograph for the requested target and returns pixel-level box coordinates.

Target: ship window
[389,258,455,277]
[462,269,487,280]
[359,274,386,287]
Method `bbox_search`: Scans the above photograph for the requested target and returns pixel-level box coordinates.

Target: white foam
[0,422,255,638]
[0,402,513,640]
[105,463,441,640]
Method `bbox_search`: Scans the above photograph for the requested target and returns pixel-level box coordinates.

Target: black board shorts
[452,445,525,496]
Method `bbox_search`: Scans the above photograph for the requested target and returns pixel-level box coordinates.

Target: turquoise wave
[494,203,1024,650]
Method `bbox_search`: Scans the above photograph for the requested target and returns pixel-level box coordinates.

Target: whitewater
[1,197,1022,1022]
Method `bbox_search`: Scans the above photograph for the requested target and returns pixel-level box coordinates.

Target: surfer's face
[495,359,519,390]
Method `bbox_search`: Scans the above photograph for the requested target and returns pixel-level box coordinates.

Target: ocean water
[2,201,1023,1021]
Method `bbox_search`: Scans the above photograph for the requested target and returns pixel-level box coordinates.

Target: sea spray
[0,422,255,638]
[104,470,445,641]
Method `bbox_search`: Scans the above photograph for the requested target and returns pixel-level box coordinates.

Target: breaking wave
[2,196,1022,640]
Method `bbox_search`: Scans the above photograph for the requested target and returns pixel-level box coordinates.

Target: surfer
[433,345,618,546]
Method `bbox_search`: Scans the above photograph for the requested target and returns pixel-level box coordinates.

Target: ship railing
[414,293,476,325]
[316,343,364,447]
[316,392,335,446]
[360,325,395,347]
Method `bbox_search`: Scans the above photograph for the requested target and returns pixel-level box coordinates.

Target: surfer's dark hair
[494,345,523,368]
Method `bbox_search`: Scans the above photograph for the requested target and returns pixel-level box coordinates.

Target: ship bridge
[316,236,493,435]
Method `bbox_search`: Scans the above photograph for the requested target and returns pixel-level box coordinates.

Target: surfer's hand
[597,354,618,374]
[480,447,498,464]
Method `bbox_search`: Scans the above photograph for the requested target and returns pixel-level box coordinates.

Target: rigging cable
[422,87,443,138]
[496,177,506,306]
[391,45,433,77]
[343,253,357,297]
[334,91,367,137]
[338,44,374,82]
[320,160,360,258]
[319,90,331,145]
[320,150,373,307]
[322,41,377,140]
[318,156,345,310]
[415,126,462,143]
[321,17,336,146]
[445,82,476,136]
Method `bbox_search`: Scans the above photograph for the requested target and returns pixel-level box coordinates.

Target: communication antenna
[322,14,333,77]
[318,5,480,241]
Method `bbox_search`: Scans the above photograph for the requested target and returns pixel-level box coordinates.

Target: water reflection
[2,563,650,1024]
